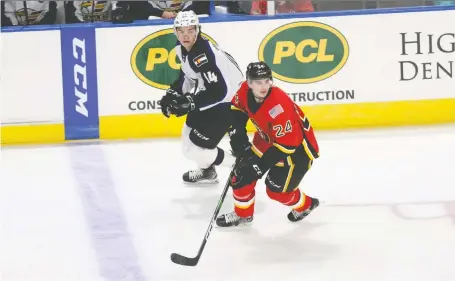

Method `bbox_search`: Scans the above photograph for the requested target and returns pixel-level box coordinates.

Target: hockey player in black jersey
[160,10,244,184]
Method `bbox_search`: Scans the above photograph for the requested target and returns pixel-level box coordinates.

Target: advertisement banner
[61,26,100,140]
[96,9,455,117]
[0,30,64,125]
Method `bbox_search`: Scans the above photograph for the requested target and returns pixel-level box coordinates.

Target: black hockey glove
[228,127,252,158]
[169,93,195,117]
[160,88,181,118]
[230,154,265,189]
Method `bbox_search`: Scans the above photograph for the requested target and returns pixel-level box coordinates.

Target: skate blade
[307,199,324,214]
[289,199,324,222]
[183,179,219,185]
[316,199,326,206]
[215,220,253,229]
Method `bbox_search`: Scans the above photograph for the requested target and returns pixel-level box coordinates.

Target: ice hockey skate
[287,197,320,222]
[182,165,219,184]
[216,211,253,227]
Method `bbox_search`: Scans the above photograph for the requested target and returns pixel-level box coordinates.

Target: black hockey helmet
[246,61,273,81]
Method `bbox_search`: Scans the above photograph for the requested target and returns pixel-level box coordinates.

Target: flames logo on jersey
[251,118,271,143]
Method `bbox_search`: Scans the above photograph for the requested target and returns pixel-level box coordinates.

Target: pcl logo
[131,29,217,90]
[258,21,349,84]
[73,37,88,117]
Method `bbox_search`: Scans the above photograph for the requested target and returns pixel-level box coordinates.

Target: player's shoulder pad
[269,86,293,105]
[270,85,289,97]
[232,81,249,104]
[188,37,216,70]
[238,81,249,93]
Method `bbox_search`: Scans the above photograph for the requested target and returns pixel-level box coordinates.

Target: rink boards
[1,6,455,145]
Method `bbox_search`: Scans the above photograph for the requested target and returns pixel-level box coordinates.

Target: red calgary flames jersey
[232,81,319,164]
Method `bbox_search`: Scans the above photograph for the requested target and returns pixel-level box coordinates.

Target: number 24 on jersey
[273,120,292,137]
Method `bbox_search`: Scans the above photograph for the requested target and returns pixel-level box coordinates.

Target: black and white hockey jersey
[1,1,57,26]
[65,1,113,23]
[150,1,193,14]
[112,1,193,19]
[173,35,244,112]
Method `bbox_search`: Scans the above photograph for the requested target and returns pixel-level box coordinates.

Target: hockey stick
[170,162,237,266]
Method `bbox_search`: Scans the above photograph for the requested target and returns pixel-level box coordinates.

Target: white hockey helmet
[173,10,200,36]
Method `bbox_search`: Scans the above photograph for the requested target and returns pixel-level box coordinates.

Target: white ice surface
[1,124,455,281]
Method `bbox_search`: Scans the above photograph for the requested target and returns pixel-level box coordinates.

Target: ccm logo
[194,129,209,140]
[252,164,263,176]
[73,38,88,117]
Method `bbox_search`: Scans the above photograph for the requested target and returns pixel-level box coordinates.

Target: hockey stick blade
[170,253,199,266]
[170,159,239,267]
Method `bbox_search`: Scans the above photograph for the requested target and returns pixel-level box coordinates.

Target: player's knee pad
[265,172,299,194]
[266,186,299,205]
[189,128,219,149]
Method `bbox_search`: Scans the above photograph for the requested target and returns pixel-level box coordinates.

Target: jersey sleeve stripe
[273,143,296,154]
[302,139,318,160]
[251,145,285,167]
[231,105,248,115]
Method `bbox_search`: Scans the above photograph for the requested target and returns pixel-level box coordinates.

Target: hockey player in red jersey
[216,61,320,227]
